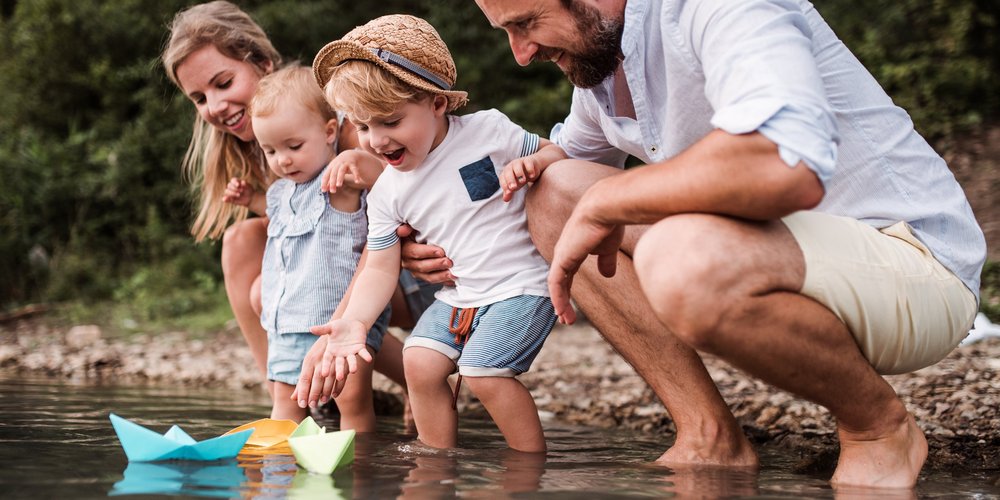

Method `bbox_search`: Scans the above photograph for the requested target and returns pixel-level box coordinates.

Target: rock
[65,325,102,349]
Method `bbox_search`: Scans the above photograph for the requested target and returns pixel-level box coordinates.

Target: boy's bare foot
[831,412,927,489]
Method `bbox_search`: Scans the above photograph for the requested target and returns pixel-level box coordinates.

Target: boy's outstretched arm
[307,242,401,390]
[501,139,566,202]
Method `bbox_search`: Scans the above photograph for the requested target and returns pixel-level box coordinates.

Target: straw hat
[313,14,468,112]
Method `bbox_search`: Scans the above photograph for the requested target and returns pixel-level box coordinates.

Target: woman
[161,1,432,418]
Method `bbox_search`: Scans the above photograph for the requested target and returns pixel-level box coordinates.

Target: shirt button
[650,145,658,152]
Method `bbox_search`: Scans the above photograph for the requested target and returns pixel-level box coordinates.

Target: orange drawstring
[448,306,478,409]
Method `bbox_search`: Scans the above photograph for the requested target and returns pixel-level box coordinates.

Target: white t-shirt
[367,109,550,308]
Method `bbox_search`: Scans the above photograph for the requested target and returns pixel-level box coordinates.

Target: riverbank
[1,316,998,474]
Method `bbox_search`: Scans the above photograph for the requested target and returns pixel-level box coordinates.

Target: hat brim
[313,40,468,113]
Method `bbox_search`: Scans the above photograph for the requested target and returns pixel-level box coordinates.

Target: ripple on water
[1,372,999,498]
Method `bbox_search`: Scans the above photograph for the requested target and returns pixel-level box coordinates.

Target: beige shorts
[783,211,977,375]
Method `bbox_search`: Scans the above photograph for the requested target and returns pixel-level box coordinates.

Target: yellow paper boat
[288,425,355,475]
[224,417,322,454]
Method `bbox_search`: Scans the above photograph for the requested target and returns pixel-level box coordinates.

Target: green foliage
[0,0,996,333]
[980,261,1000,322]
[819,0,999,140]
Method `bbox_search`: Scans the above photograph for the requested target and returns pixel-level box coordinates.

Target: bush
[820,0,999,140]
[0,0,996,331]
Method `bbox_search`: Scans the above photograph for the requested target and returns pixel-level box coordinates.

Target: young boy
[234,64,391,426]
[309,14,566,452]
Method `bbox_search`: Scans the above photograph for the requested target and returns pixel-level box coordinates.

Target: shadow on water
[1,373,998,498]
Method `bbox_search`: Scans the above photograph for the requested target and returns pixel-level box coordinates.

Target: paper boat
[288,423,355,475]
[223,417,322,454]
[109,413,253,462]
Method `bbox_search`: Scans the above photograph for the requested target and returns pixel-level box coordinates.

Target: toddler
[229,64,390,426]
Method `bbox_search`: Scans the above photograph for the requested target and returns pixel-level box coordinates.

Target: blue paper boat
[110,413,253,462]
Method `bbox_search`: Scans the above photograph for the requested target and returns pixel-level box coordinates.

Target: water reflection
[2,373,999,499]
[110,460,246,497]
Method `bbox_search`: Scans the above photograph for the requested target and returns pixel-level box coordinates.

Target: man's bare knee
[527,159,621,260]
[633,216,732,350]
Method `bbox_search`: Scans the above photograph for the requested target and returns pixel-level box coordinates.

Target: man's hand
[397,224,455,286]
[547,200,624,325]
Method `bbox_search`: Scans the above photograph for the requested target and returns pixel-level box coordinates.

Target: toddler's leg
[271,381,308,421]
[465,377,545,453]
[335,347,376,432]
[404,347,458,448]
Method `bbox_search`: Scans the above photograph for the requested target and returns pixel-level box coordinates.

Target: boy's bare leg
[633,214,926,488]
[465,377,545,453]
[526,161,757,467]
[335,346,377,432]
[375,331,415,431]
[271,382,308,421]
[222,218,269,380]
[375,332,407,389]
[404,347,458,448]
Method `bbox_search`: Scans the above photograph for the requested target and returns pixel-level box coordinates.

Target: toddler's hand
[500,156,542,202]
[222,177,253,206]
[291,336,341,409]
[322,149,384,193]
[308,318,372,386]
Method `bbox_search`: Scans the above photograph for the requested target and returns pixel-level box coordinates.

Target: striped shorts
[403,295,556,377]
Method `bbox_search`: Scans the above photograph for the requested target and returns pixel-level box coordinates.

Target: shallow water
[0,374,997,498]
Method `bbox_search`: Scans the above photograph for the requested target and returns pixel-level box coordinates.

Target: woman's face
[175,44,270,142]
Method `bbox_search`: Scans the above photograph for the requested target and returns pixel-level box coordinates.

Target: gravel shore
[1,317,998,472]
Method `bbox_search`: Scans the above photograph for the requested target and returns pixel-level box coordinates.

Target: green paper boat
[287,420,355,475]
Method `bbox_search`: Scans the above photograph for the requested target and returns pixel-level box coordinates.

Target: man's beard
[561,0,625,88]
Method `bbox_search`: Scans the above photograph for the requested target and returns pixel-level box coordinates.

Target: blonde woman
[162,1,431,418]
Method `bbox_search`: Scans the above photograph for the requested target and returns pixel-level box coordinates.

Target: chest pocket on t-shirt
[458,156,500,202]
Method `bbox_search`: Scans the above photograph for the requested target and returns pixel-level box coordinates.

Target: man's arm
[547,130,823,325]
[581,130,823,226]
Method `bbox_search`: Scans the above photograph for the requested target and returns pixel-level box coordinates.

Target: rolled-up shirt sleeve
[550,88,631,168]
[683,0,838,184]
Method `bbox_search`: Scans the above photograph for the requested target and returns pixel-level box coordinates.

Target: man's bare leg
[632,214,926,488]
[527,161,757,467]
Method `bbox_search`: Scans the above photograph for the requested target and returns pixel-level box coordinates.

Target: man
[401,0,985,489]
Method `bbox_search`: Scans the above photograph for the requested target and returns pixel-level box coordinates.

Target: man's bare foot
[654,434,759,468]
[831,412,927,489]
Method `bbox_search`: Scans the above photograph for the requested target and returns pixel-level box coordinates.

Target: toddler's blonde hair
[251,65,337,123]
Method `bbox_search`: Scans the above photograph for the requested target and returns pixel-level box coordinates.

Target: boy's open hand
[222,177,253,206]
[500,156,543,202]
[308,318,372,385]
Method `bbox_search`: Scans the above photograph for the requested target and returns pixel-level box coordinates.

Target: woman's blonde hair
[250,65,337,124]
[162,1,281,241]
[324,60,433,123]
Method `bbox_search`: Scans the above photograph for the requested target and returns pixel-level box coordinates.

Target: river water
[0,373,996,498]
